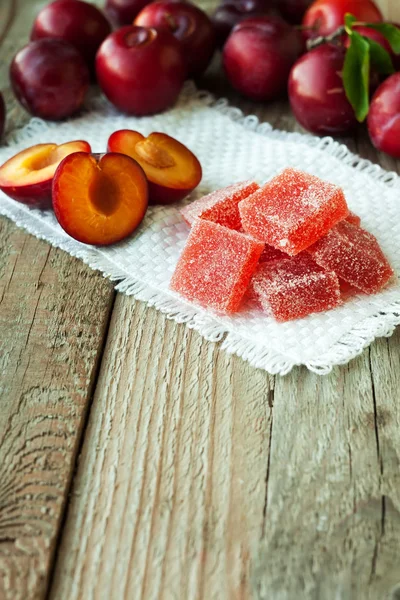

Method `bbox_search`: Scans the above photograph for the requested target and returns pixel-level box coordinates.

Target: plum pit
[135,139,176,168]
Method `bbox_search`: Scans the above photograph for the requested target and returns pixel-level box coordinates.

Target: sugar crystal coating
[249,253,341,321]
[239,168,349,255]
[170,219,264,313]
[180,181,259,230]
[308,220,394,294]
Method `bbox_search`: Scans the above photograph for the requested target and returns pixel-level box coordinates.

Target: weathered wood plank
[254,352,400,600]
[0,218,114,599]
[49,295,274,600]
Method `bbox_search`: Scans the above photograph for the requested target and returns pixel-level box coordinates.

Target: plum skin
[212,0,279,47]
[302,0,383,40]
[368,72,400,158]
[95,26,186,116]
[223,16,303,101]
[288,43,357,135]
[10,39,90,120]
[31,0,111,72]
[134,0,216,77]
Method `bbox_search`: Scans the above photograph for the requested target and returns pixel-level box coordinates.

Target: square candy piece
[239,168,349,255]
[181,181,259,230]
[308,220,394,294]
[170,219,264,313]
[249,253,341,322]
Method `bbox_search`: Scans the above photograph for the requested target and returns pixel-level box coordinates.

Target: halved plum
[0,140,91,208]
[52,151,148,245]
[107,130,202,204]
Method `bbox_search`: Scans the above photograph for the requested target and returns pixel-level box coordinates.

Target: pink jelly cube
[308,220,394,294]
[180,181,259,230]
[170,219,264,313]
[346,211,361,227]
[239,168,349,255]
[249,253,341,322]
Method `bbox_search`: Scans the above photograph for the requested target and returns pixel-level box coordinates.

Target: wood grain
[254,351,400,600]
[50,296,274,600]
[0,218,114,599]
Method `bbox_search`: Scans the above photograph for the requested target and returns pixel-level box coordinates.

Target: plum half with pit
[108,129,202,204]
[223,16,303,101]
[0,140,91,208]
[288,43,357,135]
[368,72,400,158]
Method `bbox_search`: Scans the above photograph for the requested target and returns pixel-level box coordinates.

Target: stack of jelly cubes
[170,168,394,322]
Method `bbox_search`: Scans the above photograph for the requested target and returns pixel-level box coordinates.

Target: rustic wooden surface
[1,1,400,599]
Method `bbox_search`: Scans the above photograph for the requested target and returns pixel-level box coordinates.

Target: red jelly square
[180,181,259,230]
[249,253,341,322]
[239,168,349,255]
[308,220,394,294]
[170,219,264,313]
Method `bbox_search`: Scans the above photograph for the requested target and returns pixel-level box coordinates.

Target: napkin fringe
[1,82,400,376]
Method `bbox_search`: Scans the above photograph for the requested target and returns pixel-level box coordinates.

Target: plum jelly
[308,220,394,294]
[170,218,264,313]
[181,180,259,230]
[239,168,349,255]
[249,253,341,321]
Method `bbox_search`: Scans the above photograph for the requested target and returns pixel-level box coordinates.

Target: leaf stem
[306,25,346,51]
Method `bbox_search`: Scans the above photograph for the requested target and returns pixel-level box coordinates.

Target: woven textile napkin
[1,84,400,375]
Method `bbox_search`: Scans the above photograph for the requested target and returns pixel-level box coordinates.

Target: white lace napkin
[1,84,400,375]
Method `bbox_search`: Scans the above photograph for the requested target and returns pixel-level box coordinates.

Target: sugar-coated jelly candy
[170,218,264,313]
[308,220,394,294]
[180,181,259,230]
[249,253,341,322]
[239,168,349,255]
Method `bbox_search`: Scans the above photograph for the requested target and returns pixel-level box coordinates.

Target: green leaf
[343,31,370,122]
[367,22,400,54]
[344,13,357,35]
[365,37,395,75]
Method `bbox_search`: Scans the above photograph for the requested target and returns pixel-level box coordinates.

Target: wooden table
[1,1,400,599]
